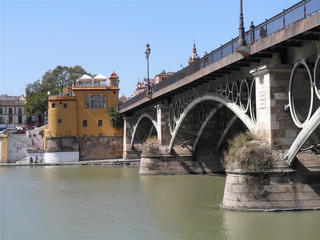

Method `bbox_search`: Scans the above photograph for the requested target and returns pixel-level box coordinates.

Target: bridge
[119,0,320,211]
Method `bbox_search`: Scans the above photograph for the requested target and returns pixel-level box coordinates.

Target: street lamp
[238,0,246,47]
[145,43,151,95]
[236,0,249,56]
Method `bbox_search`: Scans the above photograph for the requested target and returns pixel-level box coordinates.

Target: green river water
[1,166,320,240]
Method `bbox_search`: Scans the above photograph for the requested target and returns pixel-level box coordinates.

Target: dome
[110,72,118,78]
[188,43,200,65]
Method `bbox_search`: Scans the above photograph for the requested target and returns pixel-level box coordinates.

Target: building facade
[44,72,123,161]
[154,71,175,84]
[0,95,27,130]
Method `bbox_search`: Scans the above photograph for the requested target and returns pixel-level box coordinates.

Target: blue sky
[1,0,295,98]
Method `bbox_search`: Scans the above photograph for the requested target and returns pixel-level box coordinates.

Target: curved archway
[130,113,158,149]
[167,92,257,153]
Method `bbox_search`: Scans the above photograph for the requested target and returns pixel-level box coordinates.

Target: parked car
[24,126,35,131]
[6,128,15,133]
[15,129,26,134]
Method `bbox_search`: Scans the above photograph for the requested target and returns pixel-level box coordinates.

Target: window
[63,103,67,108]
[98,133,103,137]
[18,115,22,124]
[91,95,101,109]
[98,120,102,127]
[86,95,90,109]
[83,133,87,137]
[0,116,3,123]
[102,95,107,109]
[83,120,87,127]
[52,103,56,108]
[9,116,12,123]
[114,133,119,137]
[8,108,13,114]
[18,108,22,114]
[58,119,62,123]
[85,94,107,109]
[0,108,3,114]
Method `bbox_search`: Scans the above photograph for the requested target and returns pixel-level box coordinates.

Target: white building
[0,95,27,130]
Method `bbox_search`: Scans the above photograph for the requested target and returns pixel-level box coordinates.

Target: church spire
[188,43,200,65]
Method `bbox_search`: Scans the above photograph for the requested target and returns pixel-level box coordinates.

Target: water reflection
[137,174,228,239]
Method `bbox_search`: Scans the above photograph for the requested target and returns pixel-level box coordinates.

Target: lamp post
[236,0,249,56]
[238,0,246,47]
[145,43,151,95]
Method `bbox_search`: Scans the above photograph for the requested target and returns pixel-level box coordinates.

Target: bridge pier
[222,153,320,211]
[221,65,320,211]
[253,65,296,148]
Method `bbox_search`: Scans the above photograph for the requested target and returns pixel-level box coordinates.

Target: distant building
[133,78,155,97]
[154,70,175,84]
[44,72,123,162]
[188,43,200,65]
[0,95,27,130]
[119,94,128,103]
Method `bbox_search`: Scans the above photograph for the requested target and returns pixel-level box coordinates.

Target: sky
[1,0,296,98]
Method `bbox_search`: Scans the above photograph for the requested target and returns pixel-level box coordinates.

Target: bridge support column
[252,65,296,148]
[123,116,140,159]
[155,104,171,146]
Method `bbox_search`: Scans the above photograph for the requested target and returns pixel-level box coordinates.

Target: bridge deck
[120,0,320,114]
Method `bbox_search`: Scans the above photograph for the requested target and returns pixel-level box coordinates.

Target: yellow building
[44,72,123,160]
[0,131,8,163]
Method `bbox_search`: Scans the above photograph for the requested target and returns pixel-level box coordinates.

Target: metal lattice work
[285,55,320,165]
[130,108,158,149]
[167,80,258,153]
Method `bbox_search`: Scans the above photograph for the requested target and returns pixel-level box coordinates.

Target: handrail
[120,0,320,110]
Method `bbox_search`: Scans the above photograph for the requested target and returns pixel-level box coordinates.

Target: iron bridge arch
[130,112,158,149]
[167,79,258,153]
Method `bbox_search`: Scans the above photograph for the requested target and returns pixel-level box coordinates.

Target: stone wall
[46,137,78,152]
[139,142,222,175]
[79,136,123,160]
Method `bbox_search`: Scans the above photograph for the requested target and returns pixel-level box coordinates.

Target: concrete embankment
[0,159,140,167]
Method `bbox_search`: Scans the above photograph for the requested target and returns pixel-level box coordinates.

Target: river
[1,166,320,240]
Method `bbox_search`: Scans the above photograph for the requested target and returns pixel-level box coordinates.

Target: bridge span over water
[119,0,320,211]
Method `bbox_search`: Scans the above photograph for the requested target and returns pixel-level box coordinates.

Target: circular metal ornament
[313,54,320,100]
[169,103,175,134]
[288,59,314,128]
[231,82,239,103]
[239,79,250,113]
[249,78,257,124]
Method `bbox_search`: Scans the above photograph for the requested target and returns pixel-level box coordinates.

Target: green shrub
[108,107,124,129]
[224,131,273,172]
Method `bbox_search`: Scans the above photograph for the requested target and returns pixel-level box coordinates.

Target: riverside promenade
[0,159,140,167]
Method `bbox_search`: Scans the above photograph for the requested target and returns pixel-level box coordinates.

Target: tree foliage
[25,65,91,117]
[108,107,124,129]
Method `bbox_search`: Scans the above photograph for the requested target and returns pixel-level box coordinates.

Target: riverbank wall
[0,159,140,167]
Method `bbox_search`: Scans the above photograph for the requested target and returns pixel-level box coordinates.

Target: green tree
[25,65,92,120]
[25,80,48,117]
[108,107,124,129]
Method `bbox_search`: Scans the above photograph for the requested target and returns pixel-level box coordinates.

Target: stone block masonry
[79,136,123,161]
